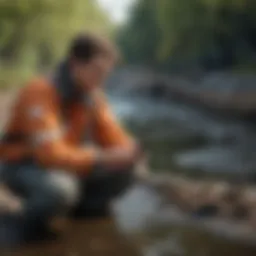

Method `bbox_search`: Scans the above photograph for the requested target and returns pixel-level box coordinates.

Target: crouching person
[0,33,142,246]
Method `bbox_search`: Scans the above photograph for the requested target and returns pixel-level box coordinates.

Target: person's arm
[22,82,98,174]
[92,91,138,151]
[0,142,30,161]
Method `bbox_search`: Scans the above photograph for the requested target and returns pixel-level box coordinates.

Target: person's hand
[98,144,142,171]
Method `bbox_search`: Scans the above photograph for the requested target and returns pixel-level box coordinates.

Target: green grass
[0,65,37,89]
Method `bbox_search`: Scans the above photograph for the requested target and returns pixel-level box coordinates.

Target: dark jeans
[0,161,133,244]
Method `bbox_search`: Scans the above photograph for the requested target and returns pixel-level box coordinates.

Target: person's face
[71,55,114,92]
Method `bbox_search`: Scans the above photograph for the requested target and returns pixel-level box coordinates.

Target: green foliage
[0,0,112,87]
[117,0,161,66]
[117,0,256,72]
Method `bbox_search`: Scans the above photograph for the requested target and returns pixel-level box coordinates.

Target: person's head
[68,32,119,91]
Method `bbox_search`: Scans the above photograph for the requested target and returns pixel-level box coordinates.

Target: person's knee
[46,171,80,211]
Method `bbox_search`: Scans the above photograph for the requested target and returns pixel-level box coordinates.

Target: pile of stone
[145,174,255,223]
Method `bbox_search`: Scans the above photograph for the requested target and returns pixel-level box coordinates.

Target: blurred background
[1,0,256,255]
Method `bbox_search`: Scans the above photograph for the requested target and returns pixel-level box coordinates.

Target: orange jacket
[0,77,134,175]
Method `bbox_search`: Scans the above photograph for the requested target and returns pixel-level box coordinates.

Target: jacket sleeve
[0,143,29,161]
[22,82,97,174]
[92,91,136,149]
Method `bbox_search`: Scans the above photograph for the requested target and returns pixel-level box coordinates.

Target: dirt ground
[0,219,140,256]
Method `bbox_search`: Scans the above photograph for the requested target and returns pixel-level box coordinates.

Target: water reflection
[109,95,256,178]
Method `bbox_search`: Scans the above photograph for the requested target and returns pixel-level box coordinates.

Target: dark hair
[68,32,119,63]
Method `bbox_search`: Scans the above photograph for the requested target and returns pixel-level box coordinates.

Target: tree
[117,0,256,71]
[0,0,112,78]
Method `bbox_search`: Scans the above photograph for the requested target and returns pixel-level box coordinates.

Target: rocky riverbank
[108,67,256,119]
[113,170,256,247]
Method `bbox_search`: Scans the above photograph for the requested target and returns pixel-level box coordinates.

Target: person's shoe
[0,215,24,248]
[28,226,59,244]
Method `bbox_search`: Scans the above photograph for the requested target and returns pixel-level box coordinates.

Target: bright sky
[96,0,136,24]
